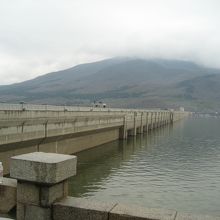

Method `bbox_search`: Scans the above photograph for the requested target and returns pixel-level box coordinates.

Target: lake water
[69,117,220,216]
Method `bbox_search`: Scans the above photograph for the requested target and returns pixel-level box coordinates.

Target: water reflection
[69,118,220,216]
[69,125,174,197]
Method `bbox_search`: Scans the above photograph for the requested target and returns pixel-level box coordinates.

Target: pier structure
[0,103,189,174]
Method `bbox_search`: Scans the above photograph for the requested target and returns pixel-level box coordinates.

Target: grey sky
[0,0,219,85]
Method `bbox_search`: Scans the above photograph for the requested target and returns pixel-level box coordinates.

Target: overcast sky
[0,0,220,85]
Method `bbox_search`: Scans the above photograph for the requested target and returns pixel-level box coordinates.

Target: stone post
[10,152,77,220]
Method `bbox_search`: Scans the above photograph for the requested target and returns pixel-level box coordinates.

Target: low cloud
[0,0,220,85]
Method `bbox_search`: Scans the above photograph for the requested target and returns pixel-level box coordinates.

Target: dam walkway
[0,103,189,174]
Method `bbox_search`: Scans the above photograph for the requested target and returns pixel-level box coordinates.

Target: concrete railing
[0,103,163,112]
[0,152,219,220]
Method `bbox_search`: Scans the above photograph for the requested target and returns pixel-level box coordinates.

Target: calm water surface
[69,118,220,216]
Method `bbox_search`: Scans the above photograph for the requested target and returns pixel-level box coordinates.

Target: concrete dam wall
[0,103,189,174]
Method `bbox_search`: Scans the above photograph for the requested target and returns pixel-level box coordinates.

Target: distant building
[179,107,185,112]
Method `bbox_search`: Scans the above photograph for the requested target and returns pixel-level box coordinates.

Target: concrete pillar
[160,112,163,126]
[129,128,136,136]
[146,113,150,131]
[159,112,162,127]
[148,112,152,130]
[127,129,134,136]
[137,126,143,134]
[129,112,137,136]
[151,112,154,130]
[166,112,169,124]
[156,112,158,128]
[149,112,153,130]
[158,112,161,127]
[170,112,174,123]
[10,152,77,220]
[119,116,127,139]
[154,112,157,129]
[137,113,144,134]
[143,112,148,132]
[141,112,144,133]
[161,112,163,126]
[163,112,165,125]
[146,112,149,131]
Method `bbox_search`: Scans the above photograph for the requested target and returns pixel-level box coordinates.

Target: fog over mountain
[1,1,220,112]
[0,0,220,85]
[0,57,220,112]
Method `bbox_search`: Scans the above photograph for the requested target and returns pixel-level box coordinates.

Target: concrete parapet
[175,213,220,220]
[0,177,17,213]
[109,204,177,220]
[53,200,220,220]
[53,197,115,220]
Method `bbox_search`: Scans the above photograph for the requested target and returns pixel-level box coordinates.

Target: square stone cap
[10,152,77,184]
[11,152,74,164]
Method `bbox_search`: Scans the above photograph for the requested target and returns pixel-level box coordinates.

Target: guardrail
[0,103,168,113]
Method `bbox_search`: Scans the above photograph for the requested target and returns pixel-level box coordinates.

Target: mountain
[0,57,220,112]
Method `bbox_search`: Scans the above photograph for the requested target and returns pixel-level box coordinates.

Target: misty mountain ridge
[0,57,220,112]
